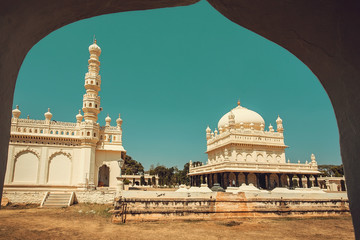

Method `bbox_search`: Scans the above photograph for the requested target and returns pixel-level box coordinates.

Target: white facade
[4,40,126,190]
[189,101,320,189]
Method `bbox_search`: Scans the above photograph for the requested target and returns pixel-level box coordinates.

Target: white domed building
[189,100,320,190]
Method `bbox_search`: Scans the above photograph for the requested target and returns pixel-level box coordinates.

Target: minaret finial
[93,34,96,44]
[237,99,240,106]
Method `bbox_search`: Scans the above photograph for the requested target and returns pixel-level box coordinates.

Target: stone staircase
[41,192,76,208]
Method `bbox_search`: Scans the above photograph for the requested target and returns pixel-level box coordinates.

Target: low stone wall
[2,189,115,205]
[75,191,115,204]
[112,192,350,222]
[3,190,45,204]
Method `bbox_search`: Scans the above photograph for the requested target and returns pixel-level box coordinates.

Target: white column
[38,146,48,184]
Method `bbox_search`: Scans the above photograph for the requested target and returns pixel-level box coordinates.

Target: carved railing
[190,161,319,174]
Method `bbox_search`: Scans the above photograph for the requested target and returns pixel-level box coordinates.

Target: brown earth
[0,204,354,240]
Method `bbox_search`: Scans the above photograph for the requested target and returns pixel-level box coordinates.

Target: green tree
[123,155,144,175]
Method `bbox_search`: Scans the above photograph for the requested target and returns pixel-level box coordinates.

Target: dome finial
[93,34,96,44]
[237,99,240,106]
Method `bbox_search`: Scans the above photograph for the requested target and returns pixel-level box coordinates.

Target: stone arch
[246,154,253,162]
[98,165,110,187]
[236,153,243,161]
[1,0,360,235]
[12,149,40,183]
[257,154,264,162]
[47,151,72,185]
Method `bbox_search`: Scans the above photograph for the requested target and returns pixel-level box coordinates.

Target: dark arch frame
[1,0,359,236]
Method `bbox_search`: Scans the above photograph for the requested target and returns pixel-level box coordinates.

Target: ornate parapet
[189,161,320,175]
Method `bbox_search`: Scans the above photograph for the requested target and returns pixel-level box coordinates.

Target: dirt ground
[0,204,354,240]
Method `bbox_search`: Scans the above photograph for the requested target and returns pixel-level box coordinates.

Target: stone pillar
[314,175,319,187]
[235,172,239,187]
[255,173,260,188]
[306,175,311,188]
[220,173,224,188]
[202,175,206,184]
[266,173,271,189]
[277,173,282,187]
[244,172,249,185]
[133,178,135,186]
[297,174,303,188]
[288,174,294,188]
[207,174,211,187]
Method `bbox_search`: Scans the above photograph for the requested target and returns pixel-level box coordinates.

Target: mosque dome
[89,40,101,55]
[105,114,111,125]
[12,105,21,118]
[218,100,265,130]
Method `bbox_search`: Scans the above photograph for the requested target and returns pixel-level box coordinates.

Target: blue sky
[13,1,341,169]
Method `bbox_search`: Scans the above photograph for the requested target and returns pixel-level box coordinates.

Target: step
[41,192,75,208]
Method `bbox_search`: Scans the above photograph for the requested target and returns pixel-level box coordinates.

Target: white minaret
[276,115,284,133]
[82,39,102,122]
[206,126,211,140]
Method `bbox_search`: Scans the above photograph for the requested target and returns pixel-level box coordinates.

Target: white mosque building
[189,100,320,190]
[4,40,126,190]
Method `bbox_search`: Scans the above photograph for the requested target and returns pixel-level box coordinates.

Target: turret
[311,153,317,166]
[12,105,21,119]
[269,123,274,132]
[105,114,111,126]
[76,110,83,123]
[276,115,284,133]
[44,108,52,122]
[206,126,211,140]
[116,114,123,128]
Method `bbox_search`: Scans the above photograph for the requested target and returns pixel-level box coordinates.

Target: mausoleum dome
[218,101,265,130]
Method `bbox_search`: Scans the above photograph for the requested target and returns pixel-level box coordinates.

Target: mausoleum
[189,100,320,189]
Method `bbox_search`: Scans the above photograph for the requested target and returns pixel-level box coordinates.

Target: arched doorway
[98,165,109,187]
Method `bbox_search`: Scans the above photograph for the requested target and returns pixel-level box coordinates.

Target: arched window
[95,104,97,108]
[55,131,59,134]
[71,132,74,136]
[89,103,92,107]
[61,131,64,135]
[87,132,90,136]
[50,130,53,134]
[93,133,96,137]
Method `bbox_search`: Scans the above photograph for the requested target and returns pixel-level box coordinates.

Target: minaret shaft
[82,40,102,122]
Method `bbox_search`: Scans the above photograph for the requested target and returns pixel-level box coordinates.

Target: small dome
[276,115,282,123]
[218,102,265,130]
[76,110,83,122]
[116,114,123,125]
[12,105,21,118]
[105,114,111,123]
[89,39,101,55]
[44,108,52,120]
[206,126,211,133]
